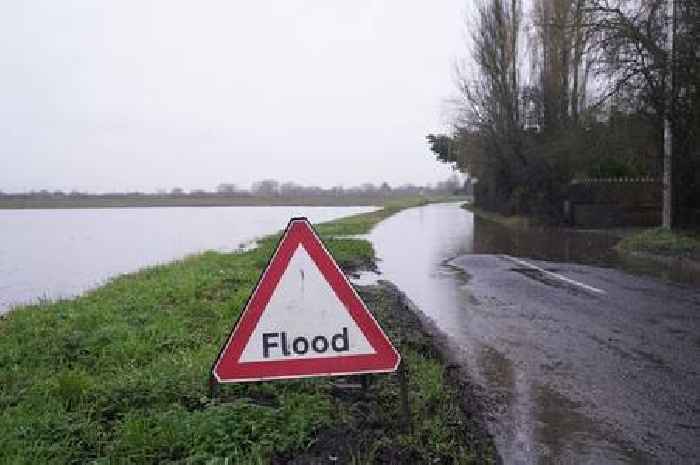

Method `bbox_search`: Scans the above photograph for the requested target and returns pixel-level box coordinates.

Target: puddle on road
[478,346,535,464]
[535,385,651,465]
[479,345,516,407]
[475,345,651,465]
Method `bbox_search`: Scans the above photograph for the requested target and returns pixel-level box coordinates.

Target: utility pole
[662,0,675,229]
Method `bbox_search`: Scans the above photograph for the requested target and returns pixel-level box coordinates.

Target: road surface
[360,202,700,464]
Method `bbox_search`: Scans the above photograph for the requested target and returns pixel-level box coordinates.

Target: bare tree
[587,0,698,226]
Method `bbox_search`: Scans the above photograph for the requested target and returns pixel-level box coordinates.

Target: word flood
[262,328,349,358]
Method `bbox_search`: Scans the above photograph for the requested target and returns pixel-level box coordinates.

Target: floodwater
[469,212,700,286]
[0,206,377,312]
[359,202,699,464]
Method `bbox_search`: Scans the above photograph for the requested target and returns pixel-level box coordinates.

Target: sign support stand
[398,361,412,433]
[360,374,370,392]
[209,374,220,400]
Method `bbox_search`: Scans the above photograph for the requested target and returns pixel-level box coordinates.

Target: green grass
[0,197,487,464]
[615,227,700,259]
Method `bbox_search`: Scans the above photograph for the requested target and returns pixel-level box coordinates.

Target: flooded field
[0,205,377,312]
[360,202,700,464]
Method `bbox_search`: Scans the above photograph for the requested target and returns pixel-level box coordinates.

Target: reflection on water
[472,214,700,286]
[472,217,619,265]
[0,205,377,312]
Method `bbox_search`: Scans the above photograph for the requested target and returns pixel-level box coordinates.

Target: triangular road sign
[212,218,400,382]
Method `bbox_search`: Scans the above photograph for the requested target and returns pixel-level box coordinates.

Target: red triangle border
[212,218,400,382]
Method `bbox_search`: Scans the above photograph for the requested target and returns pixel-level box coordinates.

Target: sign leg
[209,375,220,399]
[398,361,412,434]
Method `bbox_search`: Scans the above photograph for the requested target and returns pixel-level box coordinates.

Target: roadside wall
[566,178,661,228]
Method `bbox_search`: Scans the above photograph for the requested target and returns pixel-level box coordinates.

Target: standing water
[0,206,377,313]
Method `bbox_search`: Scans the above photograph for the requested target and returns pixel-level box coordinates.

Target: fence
[566,178,661,228]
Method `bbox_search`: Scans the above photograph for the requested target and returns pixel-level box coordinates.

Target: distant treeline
[0,177,466,198]
[0,177,469,209]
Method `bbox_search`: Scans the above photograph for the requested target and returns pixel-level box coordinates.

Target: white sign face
[239,244,375,363]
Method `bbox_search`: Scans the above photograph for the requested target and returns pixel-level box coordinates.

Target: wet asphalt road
[360,203,700,464]
[450,255,700,464]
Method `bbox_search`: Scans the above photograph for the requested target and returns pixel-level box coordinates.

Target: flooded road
[359,202,700,464]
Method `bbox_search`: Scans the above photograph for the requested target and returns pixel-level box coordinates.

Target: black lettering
[292,337,309,354]
[312,335,329,353]
[280,331,291,356]
[332,327,349,352]
[262,333,279,358]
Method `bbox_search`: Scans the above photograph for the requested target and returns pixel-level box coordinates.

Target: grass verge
[0,196,490,464]
[283,283,495,464]
[615,227,700,260]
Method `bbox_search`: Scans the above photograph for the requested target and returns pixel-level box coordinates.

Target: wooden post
[662,0,676,229]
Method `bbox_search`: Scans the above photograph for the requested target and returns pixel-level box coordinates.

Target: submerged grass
[0,196,488,464]
[615,227,700,259]
[460,203,541,229]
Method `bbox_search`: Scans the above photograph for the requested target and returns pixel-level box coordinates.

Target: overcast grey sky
[1,1,465,193]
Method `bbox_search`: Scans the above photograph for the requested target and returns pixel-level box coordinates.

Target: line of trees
[428,0,698,226]
[1,176,466,199]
